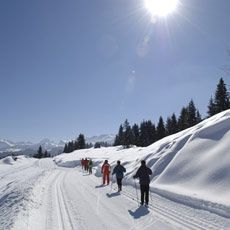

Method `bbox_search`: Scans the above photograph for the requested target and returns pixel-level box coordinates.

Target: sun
[144,0,179,17]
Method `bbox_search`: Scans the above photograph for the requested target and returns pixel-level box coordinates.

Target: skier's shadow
[128,206,149,219]
[95,184,105,188]
[106,192,120,198]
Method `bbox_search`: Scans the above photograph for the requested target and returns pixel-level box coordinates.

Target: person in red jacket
[84,158,89,172]
[101,160,110,185]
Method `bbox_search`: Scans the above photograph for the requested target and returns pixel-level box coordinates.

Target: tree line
[114,78,230,148]
[33,145,51,158]
[63,134,89,153]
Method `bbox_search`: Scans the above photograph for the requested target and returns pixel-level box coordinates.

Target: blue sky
[0,0,230,142]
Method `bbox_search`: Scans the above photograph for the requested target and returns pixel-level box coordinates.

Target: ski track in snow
[0,159,45,230]
[4,159,229,230]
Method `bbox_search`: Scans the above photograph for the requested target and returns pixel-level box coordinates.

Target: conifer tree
[114,125,124,146]
[74,140,79,150]
[146,120,156,145]
[196,110,202,123]
[132,123,140,146]
[178,107,189,131]
[139,121,151,147]
[123,119,133,148]
[187,99,197,127]
[165,116,172,136]
[156,116,166,140]
[63,143,68,153]
[77,134,86,149]
[170,113,178,134]
[44,150,50,158]
[94,142,101,148]
[214,78,229,113]
[207,96,216,117]
[37,145,43,158]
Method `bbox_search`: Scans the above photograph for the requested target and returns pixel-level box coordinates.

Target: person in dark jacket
[112,160,126,192]
[133,160,152,206]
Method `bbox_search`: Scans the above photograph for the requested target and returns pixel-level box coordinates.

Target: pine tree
[37,145,43,158]
[196,110,202,123]
[139,121,150,146]
[139,121,147,147]
[166,116,172,136]
[123,119,133,148]
[132,123,140,146]
[207,96,216,117]
[94,142,101,148]
[74,140,79,150]
[86,142,93,148]
[44,150,49,158]
[77,134,86,149]
[156,116,166,140]
[67,141,74,153]
[146,120,156,145]
[170,113,178,134]
[63,143,68,153]
[178,107,189,131]
[187,99,197,127]
[214,78,230,113]
[113,125,124,146]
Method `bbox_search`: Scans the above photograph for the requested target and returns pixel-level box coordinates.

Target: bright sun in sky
[144,0,179,17]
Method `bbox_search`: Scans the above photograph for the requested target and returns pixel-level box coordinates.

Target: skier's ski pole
[110,175,114,194]
[134,178,139,205]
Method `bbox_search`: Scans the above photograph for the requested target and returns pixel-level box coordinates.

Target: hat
[141,160,146,165]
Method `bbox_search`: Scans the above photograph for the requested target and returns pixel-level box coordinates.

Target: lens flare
[144,0,179,17]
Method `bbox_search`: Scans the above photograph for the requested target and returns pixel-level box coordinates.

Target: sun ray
[144,0,179,17]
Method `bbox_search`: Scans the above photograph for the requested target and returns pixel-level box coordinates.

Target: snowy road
[1,158,229,230]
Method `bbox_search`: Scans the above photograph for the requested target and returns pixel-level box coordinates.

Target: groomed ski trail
[12,159,230,230]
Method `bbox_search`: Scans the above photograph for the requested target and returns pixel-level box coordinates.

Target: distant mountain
[0,139,15,151]
[0,138,64,159]
[86,134,115,145]
[0,134,115,159]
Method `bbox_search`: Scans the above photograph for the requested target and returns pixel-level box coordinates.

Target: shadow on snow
[128,206,149,219]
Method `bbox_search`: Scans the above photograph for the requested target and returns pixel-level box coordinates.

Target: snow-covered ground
[0,110,230,229]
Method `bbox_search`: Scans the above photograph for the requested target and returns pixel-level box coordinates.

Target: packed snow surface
[0,110,230,229]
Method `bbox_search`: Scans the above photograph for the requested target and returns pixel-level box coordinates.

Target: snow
[0,110,230,229]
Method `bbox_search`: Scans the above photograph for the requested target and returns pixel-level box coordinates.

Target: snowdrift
[0,155,32,166]
[54,110,230,217]
[0,156,16,165]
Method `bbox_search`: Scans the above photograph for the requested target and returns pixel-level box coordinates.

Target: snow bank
[54,110,230,217]
[0,155,31,165]
[0,156,16,165]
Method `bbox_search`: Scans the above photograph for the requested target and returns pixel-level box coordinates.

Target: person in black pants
[112,160,126,192]
[133,160,152,206]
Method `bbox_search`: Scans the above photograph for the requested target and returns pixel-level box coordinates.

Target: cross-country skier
[133,160,152,206]
[112,160,126,192]
[101,160,110,185]
[81,158,84,170]
[84,158,89,172]
[88,159,93,174]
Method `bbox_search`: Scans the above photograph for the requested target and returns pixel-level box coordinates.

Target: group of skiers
[81,158,152,206]
[81,158,93,174]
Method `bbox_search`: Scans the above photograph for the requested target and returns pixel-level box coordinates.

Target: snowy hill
[0,111,229,230]
[55,109,230,217]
